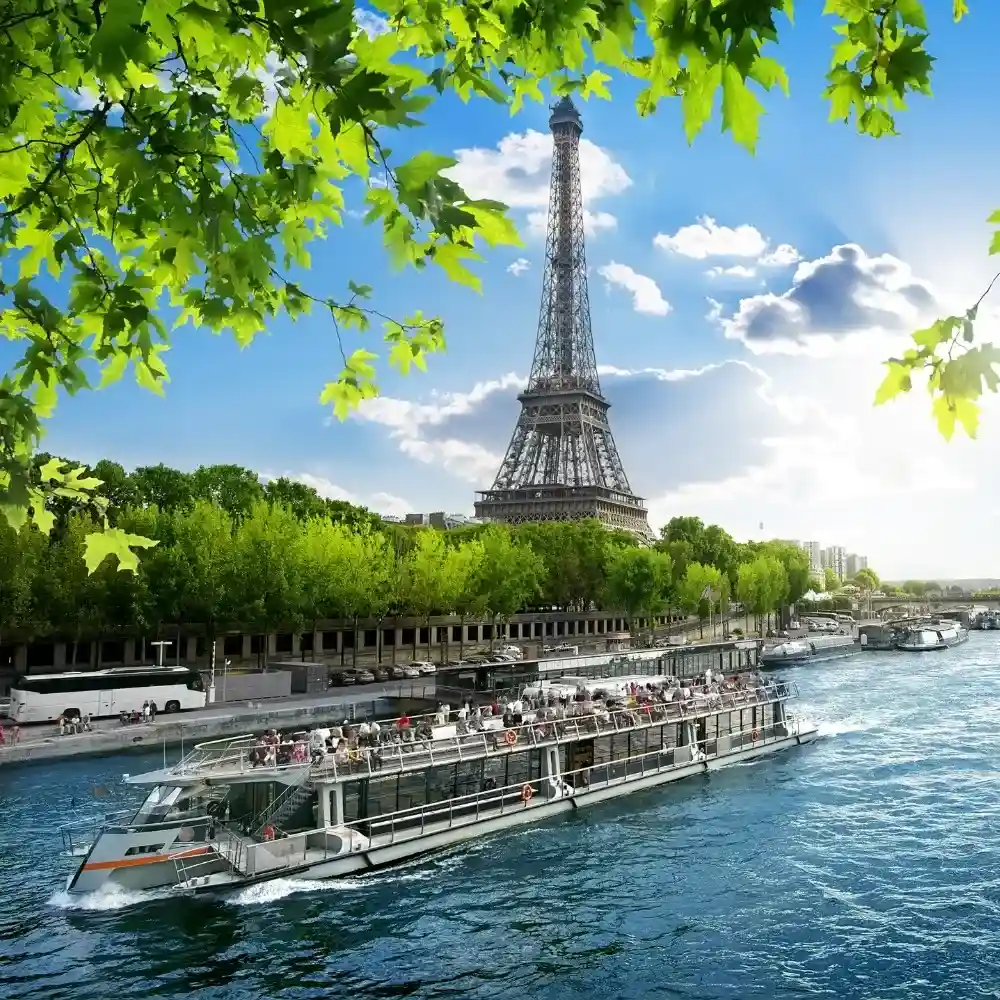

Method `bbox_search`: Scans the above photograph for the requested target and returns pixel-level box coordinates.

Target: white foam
[815,717,871,738]
[48,882,172,911]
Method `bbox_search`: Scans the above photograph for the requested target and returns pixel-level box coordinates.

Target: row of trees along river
[0,457,893,659]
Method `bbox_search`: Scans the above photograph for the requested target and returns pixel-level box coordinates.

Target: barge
[760,633,865,669]
[63,671,818,896]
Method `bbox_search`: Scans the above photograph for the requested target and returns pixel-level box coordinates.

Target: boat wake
[48,882,173,911]
[815,717,871,738]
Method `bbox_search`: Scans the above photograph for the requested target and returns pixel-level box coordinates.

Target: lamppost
[150,640,171,668]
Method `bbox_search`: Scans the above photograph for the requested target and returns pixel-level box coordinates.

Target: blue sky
[20,3,1000,578]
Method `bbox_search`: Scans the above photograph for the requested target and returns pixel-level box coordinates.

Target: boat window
[124,844,165,856]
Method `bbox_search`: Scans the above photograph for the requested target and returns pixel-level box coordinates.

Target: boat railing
[167,680,795,780]
[314,679,797,782]
[358,713,803,847]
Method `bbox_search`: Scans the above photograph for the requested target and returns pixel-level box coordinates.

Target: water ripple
[5,638,1000,999]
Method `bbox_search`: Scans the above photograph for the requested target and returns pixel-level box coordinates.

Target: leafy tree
[737,556,788,634]
[171,500,235,661]
[449,536,488,659]
[92,459,140,517]
[853,567,880,592]
[476,527,543,646]
[264,477,336,521]
[902,580,928,597]
[190,465,264,521]
[677,561,727,638]
[824,567,841,594]
[131,465,195,512]
[605,547,672,633]
[230,501,304,666]
[294,519,353,659]
[400,529,452,659]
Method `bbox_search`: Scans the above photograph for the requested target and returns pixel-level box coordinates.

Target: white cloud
[759,244,802,267]
[655,218,802,275]
[353,8,390,38]
[597,262,671,316]
[707,264,757,279]
[354,374,525,483]
[718,243,938,356]
[507,258,530,277]
[447,129,631,239]
[654,217,768,260]
[260,471,410,517]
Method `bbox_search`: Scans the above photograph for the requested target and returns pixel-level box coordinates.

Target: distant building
[392,512,483,530]
[802,541,823,572]
[822,546,847,580]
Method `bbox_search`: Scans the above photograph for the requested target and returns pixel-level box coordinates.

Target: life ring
[262,824,275,841]
[521,783,533,803]
[504,729,517,746]
[347,748,362,762]
[751,728,760,742]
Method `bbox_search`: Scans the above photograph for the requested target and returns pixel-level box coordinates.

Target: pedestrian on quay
[11,723,19,744]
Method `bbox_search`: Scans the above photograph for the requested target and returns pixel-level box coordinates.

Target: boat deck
[169,714,812,892]
[153,679,798,787]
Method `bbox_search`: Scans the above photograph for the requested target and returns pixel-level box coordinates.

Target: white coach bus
[9,666,207,723]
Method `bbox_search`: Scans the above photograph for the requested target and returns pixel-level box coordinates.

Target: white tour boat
[63,672,818,897]
[895,621,969,651]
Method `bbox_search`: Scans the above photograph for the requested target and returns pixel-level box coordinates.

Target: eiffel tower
[475,96,653,541]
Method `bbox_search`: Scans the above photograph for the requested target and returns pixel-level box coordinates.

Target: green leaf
[18,229,58,281]
[874,361,912,405]
[721,65,765,152]
[98,352,130,388]
[953,0,970,20]
[396,152,457,192]
[896,0,929,30]
[681,59,722,144]
[83,526,159,574]
[345,348,378,381]
[912,317,960,349]
[581,70,612,100]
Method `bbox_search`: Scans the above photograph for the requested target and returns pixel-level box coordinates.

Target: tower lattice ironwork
[475,96,653,541]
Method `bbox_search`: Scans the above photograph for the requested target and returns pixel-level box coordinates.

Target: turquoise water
[4,637,1000,1000]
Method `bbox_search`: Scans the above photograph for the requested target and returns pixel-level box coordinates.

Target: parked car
[329,671,357,686]
[387,665,406,680]
[401,666,420,679]
[372,667,390,682]
[356,669,376,684]
[415,662,436,675]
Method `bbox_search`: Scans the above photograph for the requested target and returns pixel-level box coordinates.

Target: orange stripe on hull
[82,846,210,872]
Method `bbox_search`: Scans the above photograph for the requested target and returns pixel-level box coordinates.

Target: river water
[4,636,1000,1000]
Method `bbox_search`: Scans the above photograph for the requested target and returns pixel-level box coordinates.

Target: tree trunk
[426,615,432,660]
[459,616,465,658]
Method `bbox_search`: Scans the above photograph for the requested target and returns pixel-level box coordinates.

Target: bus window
[186,673,204,692]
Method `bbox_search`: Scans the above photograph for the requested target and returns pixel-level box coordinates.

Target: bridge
[867,595,1000,612]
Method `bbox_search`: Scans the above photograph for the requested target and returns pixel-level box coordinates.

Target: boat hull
[896,632,970,651]
[760,645,865,669]
[178,727,819,893]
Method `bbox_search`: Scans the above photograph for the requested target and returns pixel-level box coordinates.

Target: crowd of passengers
[243,670,769,771]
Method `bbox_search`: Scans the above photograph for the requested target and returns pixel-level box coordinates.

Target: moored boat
[63,671,819,897]
[760,633,865,669]
[895,621,969,651]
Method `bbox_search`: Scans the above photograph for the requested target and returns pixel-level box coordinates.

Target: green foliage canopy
[0,0,975,567]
